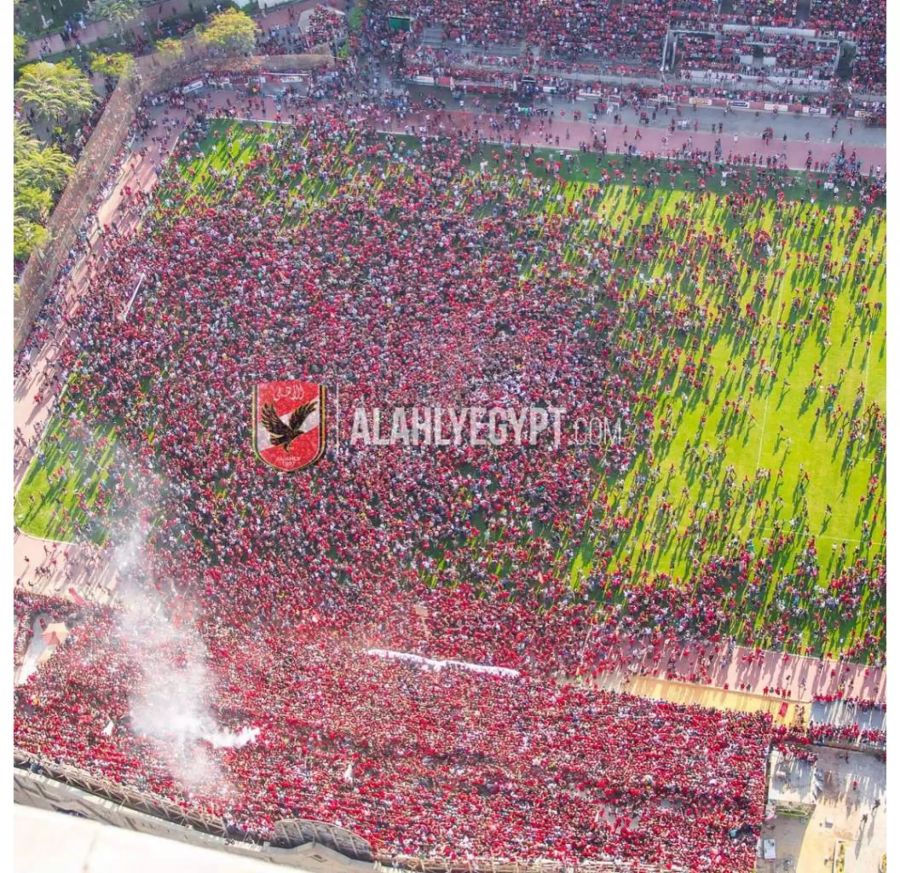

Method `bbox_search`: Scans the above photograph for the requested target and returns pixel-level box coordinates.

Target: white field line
[120,272,146,322]
[755,392,771,470]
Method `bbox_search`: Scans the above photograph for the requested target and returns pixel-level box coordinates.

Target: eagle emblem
[253,381,326,471]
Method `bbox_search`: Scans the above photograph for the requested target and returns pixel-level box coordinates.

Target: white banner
[367,648,520,678]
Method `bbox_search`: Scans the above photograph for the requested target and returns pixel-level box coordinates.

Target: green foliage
[88,50,134,78]
[15,184,54,222]
[14,214,49,260]
[13,120,39,156]
[87,0,140,32]
[14,33,28,66]
[197,8,259,55]
[13,121,74,260]
[15,123,75,193]
[15,59,97,125]
[348,1,367,33]
[155,37,184,59]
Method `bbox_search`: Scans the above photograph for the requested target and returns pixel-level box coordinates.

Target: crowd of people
[15,591,773,869]
[730,0,798,27]
[376,0,885,106]
[676,32,839,81]
[12,63,886,870]
[258,5,348,55]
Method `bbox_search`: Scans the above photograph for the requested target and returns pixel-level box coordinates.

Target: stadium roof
[14,805,365,873]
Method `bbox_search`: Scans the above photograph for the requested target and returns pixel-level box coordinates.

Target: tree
[15,184,54,223]
[155,37,184,60]
[89,51,135,79]
[87,0,140,35]
[15,60,97,126]
[197,9,259,56]
[14,120,39,155]
[14,214,49,261]
[14,122,75,260]
[15,122,74,194]
[14,33,27,66]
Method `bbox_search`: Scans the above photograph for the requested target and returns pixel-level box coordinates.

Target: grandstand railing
[14,748,685,872]
[377,856,685,873]
[14,748,230,837]
[274,818,374,860]
[14,45,334,352]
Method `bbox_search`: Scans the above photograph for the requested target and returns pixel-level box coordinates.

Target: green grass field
[15,120,885,658]
[15,393,116,545]
[577,190,885,655]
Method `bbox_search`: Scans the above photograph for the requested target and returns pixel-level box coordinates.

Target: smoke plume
[111,521,259,797]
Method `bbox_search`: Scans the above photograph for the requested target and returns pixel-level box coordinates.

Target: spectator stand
[17,739,696,873]
[382,858,686,873]
[380,0,882,112]
[810,699,886,745]
[664,23,841,88]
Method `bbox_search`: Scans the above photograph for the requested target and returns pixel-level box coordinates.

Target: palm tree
[15,184,54,223]
[13,121,75,260]
[14,213,49,260]
[87,0,141,37]
[15,60,97,127]
[15,122,74,194]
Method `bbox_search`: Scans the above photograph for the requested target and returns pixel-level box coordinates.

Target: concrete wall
[15,767,374,873]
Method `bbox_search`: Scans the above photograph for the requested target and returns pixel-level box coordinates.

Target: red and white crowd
[375,0,885,106]
[13,85,884,871]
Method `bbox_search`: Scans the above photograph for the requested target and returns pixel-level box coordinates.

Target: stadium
[12,1,886,872]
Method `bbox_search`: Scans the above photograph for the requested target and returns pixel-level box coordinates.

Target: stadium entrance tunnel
[273,820,374,861]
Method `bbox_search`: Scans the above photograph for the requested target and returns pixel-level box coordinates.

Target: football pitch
[15,119,886,659]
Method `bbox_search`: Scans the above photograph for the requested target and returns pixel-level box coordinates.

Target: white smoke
[204,726,261,749]
[111,521,259,796]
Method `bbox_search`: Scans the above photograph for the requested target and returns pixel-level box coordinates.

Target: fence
[274,819,374,859]
[14,748,230,837]
[14,43,334,351]
[14,748,684,873]
[377,856,685,873]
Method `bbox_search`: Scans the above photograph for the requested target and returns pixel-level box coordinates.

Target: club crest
[253,381,326,472]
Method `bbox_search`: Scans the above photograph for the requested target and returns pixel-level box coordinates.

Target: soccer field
[15,120,885,660]
[569,182,886,658]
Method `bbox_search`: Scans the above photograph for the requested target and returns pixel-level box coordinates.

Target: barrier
[14,748,230,836]
[380,857,685,873]
[15,748,683,873]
